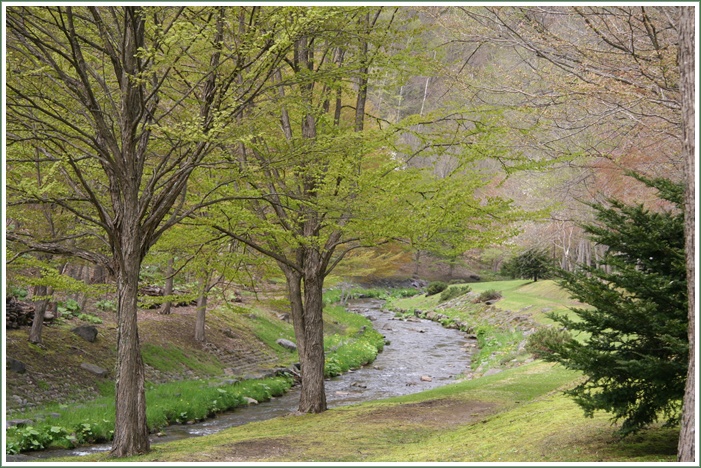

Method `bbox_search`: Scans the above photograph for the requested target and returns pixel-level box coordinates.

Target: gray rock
[483,368,503,377]
[7,357,27,374]
[6,419,33,428]
[276,338,297,351]
[72,325,98,343]
[81,362,109,377]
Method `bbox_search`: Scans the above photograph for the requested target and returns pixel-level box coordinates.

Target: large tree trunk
[677,5,695,463]
[281,262,327,412]
[29,284,49,345]
[299,262,327,413]
[111,243,150,457]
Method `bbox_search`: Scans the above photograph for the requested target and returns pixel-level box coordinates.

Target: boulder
[420,375,433,382]
[81,362,109,377]
[72,325,98,343]
[243,397,259,405]
[7,357,27,374]
[276,338,297,351]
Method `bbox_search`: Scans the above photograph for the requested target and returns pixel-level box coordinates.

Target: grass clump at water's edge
[52,362,677,463]
[5,376,293,455]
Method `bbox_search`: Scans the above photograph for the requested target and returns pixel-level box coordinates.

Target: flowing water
[20,298,476,460]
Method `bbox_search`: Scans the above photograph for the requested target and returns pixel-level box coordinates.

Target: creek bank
[387,291,541,378]
[12,298,476,460]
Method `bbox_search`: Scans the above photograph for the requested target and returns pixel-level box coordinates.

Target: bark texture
[161,258,174,315]
[299,260,328,413]
[677,5,696,463]
[111,244,150,457]
[28,284,48,345]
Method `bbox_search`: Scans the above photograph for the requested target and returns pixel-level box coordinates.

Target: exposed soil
[191,399,497,462]
[218,437,301,462]
[355,398,497,428]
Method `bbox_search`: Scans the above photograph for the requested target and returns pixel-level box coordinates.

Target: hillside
[6,289,307,414]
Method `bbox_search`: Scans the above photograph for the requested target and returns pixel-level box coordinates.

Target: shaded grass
[141,343,223,376]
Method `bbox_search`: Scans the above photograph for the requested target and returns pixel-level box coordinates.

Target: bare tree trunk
[29,284,49,345]
[413,250,422,276]
[79,266,91,311]
[161,257,174,315]
[281,264,305,361]
[111,241,149,457]
[195,273,211,342]
[299,259,327,413]
[677,5,695,463]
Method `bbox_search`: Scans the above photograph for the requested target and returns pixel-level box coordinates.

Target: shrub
[525,327,574,360]
[439,285,472,303]
[77,313,103,324]
[476,289,502,303]
[57,298,81,317]
[426,281,448,296]
[9,286,28,300]
[95,299,117,312]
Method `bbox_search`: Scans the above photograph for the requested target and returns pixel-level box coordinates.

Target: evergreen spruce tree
[502,248,553,282]
[545,176,688,435]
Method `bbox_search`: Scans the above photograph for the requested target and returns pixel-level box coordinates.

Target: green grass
[13,281,666,462]
[6,376,293,454]
[48,362,677,463]
[245,308,299,361]
[468,279,579,324]
[142,343,224,376]
[7,298,386,456]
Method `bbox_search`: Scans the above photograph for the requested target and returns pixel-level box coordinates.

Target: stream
[21,298,476,460]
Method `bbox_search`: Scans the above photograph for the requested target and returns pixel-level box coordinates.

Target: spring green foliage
[545,176,687,435]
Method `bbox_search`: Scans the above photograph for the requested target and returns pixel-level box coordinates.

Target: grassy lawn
[50,362,676,463]
[390,279,581,325]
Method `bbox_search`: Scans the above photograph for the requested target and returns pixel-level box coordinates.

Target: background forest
[4,4,696,462]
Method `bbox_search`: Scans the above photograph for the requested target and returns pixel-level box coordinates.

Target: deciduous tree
[6,6,291,456]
